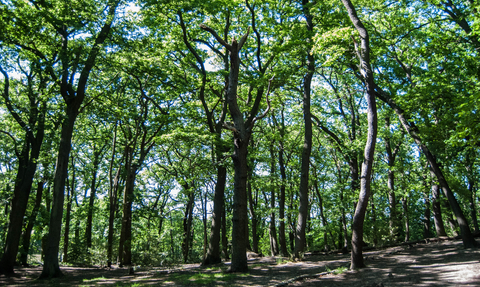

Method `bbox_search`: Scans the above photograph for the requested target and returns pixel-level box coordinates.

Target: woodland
[0,0,479,282]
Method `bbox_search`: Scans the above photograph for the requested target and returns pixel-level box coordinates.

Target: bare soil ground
[1,239,479,286]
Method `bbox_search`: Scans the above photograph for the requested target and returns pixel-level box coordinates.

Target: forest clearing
[1,0,480,283]
[1,238,479,286]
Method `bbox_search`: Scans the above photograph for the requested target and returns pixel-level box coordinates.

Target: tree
[340,0,378,269]
[0,61,47,275]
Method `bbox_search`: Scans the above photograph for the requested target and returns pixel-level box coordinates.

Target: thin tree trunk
[247,178,259,253]
[118,162,138,267]
[182,188,195,263]
[375,77,477,249]
[269,145,279,256]
[403,196,410,242]
[295,0,315,259]
[314,181,329,252]
[203,163,227,265]
[107,125,119,268]
[431,182,447,237]
[85,146,103,250]
[277,109,288,256]
[202,192,208,261]
[19,179,45,266]
[63,163,75,263]
[341,0,378,269]
[371,195,378,247]
[221,200,229,260]
[423,190,431,239]
[384,116,402,242]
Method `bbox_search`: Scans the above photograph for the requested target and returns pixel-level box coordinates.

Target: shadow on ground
[0,239,478,286]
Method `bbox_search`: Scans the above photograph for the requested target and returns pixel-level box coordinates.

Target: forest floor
[1,238,479,286]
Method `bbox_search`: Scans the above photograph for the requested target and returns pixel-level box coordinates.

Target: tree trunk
[375,78,477,249]
[203,163,227,265]
[247,178,259,254]
[403,196,410,242]
[41,109,77,278]
[431,182,447,237]
[384,116,402,242]
[0,67,46,275]
[0,125,44,274]
[294,0,315,259]
[423,190,431,239]
[40,4,118,277]
[444,200,459,237]
[278,110,288,256]
[19,180,45,266]
[182,188,195,263]
[314,181,329,252]
[221,200,229,260]
[63,164,75,264]
[118,163,138,267]
[85,146,102,250]
[200,23,256,272]
[202,192,208,261]
[371,195,378,247]
[107,124,120,268]
[341,0,378,270]
[269,145,279,256]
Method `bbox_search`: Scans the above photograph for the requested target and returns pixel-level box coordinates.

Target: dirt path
[1,239,479,286]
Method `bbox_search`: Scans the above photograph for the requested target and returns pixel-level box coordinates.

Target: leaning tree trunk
[341,0,378,269]
[376,89,477,247]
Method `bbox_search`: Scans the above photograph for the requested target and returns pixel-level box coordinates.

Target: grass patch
[82,276,108,282]
[333,266,348,275]
[165,272,245,285]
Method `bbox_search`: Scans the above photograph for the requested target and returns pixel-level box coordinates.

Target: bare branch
[200,24,232,50]
[252,76,274,124]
